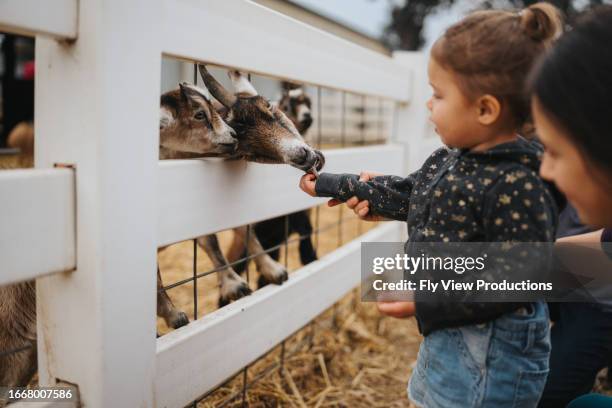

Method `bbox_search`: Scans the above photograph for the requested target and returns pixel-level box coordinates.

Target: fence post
[34,0,161,406]
[392,51,439,175]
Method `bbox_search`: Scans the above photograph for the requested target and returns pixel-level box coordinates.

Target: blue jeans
[409,302,551,408]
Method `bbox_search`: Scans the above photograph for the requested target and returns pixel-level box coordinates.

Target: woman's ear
[476,94,502,126]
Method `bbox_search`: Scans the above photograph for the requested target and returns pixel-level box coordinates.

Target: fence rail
[0,146,403,284]
[0,168,75,285]
[159,145,403,246]
[161,0,412,101]
[0,0,77,39]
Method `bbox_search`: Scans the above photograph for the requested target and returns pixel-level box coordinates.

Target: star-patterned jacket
[315,137,560,335]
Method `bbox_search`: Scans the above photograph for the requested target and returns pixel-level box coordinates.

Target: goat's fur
[231,84,318,285]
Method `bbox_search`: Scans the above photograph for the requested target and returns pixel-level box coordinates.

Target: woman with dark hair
[530,5,612,407]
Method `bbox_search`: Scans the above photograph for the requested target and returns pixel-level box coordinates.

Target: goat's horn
[198,65,237,108]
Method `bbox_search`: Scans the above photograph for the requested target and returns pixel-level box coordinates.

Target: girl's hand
[299,173,317,197]
[376,301,416,318]
[346,196,386,221]
[330,195,388,222]
[357,170,384,181]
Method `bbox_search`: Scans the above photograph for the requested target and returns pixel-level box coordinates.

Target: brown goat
[157,67,325,320]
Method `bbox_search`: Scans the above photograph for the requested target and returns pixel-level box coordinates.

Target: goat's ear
[288,88,304,98]
[179,82,190,102]
[227,70,258,96]
[179,82,212,108]
[160,107,175,130]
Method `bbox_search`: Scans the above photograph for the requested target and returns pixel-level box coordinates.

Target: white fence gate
[0,1,438,406]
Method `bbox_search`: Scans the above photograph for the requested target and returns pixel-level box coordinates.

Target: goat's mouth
[289,148,325,173]
[212,141,239,155]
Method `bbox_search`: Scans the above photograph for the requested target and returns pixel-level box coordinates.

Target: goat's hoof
[219,281,252,308]
[170,311,189,329]
[257,274,270,289]
[257,268,288,288]
[265,265,289,285]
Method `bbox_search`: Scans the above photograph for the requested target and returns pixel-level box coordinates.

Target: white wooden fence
[0,1,437,407]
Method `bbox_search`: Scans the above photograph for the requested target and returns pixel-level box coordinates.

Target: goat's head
[159,83,237,156]
[278,83,313,134]
[198,65,324,173]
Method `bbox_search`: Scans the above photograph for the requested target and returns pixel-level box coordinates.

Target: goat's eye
[194,111,206,121]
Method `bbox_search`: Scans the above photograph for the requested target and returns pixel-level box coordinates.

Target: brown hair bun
[520,2,563,43]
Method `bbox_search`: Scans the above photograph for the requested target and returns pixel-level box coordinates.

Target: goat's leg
[291,211,318,265]
[298,238,318,265]
[233,226,288,287]
[253,219,284,262]
[226,234,249,274]
[197,234,251,307]
[157,267,189,329]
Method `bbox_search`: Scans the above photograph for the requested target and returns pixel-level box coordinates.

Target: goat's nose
[295,146,310,164]
[302,113,313,126]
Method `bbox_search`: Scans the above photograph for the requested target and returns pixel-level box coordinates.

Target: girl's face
[533,97,612,227]
[427,58,481,148]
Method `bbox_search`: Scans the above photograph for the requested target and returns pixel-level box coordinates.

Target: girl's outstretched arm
[310,172,417,221]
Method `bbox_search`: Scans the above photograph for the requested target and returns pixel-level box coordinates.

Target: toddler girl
[300,3,563,407]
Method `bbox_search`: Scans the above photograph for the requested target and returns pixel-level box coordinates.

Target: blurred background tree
[380,0,608,50]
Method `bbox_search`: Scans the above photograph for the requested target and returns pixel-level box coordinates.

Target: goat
[156,83,242,329]
[277,83,313,134]
[158,66,324,315]
[230,84,318,286]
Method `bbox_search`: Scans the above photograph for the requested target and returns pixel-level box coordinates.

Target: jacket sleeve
[314,172,418,222]
[415,169,558,336]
